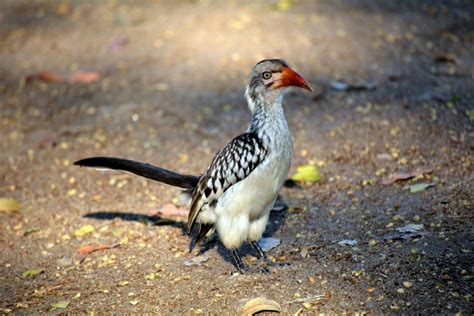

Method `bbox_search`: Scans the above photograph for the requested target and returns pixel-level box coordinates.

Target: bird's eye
[261,71,272,80]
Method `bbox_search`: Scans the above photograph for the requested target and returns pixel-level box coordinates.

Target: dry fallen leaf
[25,71,100,84]
[0,198,21,213]
[338,239,358,246]
[240,297,282,315]
[382,224,429,241]
[184,255,209,267]
[396,224,424,233]
[300,247,309,258]
[434,54,456,64]
[403,182,436,193]
[382,231,430,241]
[77,243,120,254]
[25,72,62,83]
[382,167,434,185]
[69,72,100,83]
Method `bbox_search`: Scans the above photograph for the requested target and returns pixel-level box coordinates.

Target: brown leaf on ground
[69,71,100,83]
[381,231,430,241]
[434,54,456,64]
[382,167,433,185]
[75,243,120,264]
[25,72,62,84]
[77,243,120,254]
[25,71,100,84]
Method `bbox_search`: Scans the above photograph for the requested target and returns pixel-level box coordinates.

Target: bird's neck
[246,92,290,143]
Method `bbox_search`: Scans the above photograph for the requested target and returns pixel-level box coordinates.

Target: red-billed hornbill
[74,59,312,273]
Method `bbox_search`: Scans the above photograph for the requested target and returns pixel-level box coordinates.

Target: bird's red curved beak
[273,67,313,92]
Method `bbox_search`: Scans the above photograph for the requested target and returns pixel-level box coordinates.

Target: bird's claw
[266,260,291,267]
[233,265,270,275]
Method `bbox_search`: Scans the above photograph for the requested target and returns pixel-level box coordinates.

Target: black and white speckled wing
[187,132,267,231]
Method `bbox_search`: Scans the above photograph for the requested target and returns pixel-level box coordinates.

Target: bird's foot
[264,259,291,268]
[250,264,271,274]
[250,240,289,268]
[231,245,289,275]
[252,256,289,273]
[231,249,248,274]
[230,249,273,274]
[232,265,270,275]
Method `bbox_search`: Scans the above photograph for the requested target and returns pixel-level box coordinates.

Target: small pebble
[390,304,400,310]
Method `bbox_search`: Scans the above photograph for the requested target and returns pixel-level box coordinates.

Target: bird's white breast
[212,112,292,249]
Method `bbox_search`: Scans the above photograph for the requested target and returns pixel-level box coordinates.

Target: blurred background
[0,0,473,314]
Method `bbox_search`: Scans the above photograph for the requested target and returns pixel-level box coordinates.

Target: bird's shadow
[83,195,290,271]
[83,211,187,233]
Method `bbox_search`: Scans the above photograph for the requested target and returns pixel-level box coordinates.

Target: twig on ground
[287,294,326,304]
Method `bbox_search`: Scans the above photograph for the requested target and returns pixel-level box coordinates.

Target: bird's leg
[231,248,247,274]
[248,241,271,273]
[250,240,290,269]
[250,240,269,261]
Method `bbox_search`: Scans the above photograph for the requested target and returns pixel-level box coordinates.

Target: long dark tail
[74,157,200,190]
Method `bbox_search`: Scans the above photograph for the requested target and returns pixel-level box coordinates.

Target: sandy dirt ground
[0,0,473,314]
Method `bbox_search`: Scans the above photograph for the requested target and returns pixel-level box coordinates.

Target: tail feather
[74,157,200,190]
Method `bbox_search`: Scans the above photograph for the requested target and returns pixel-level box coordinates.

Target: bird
[74,59,312,273]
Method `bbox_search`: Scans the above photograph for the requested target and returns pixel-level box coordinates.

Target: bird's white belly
[211,149,291,249]
[219,155,288,219]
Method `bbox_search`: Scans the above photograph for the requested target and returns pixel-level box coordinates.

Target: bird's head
[246,59,312,108]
